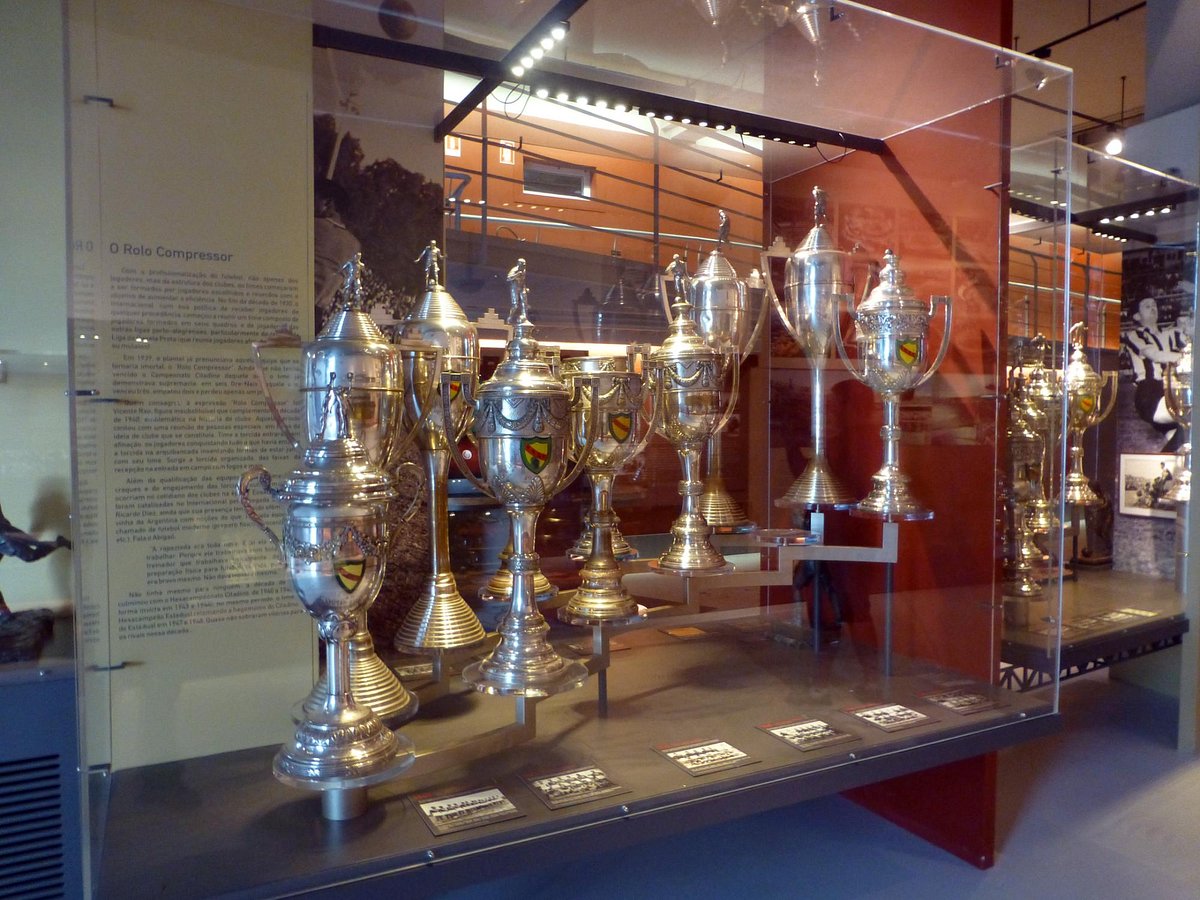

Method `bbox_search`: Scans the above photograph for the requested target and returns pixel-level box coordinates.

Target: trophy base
[479,569,559,604]
[647,558,734,576]
[297,642,419,728]
[394,573,488,655]
[274,712,415,787]
[774,458,857,510]
[696,487,754,530]
[461,655,589,698]
[557,605,645,627]
[559,577,641,624]
[274,731,416,820]
[1062,480,1102,507]
[852,471,934,522]
[568,526,638,561]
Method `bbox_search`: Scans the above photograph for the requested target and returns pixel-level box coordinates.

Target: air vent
[0,755,64,899]
[522,159,592,200]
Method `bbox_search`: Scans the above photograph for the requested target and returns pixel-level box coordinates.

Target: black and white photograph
[1118,452,1179,519]
[849,703,932,733]
[921,688,999,716]
[656,739,758,776]
[523,765,630,810]
[759,718,860,752]
[412,786,524,836]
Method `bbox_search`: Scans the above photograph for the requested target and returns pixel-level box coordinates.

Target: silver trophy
[665,212,766,530]
[251,254,421,727]
[559,358,654,625]
[1061,323,1116,507]
[446,260,597,696]
[1164,338,1192,504]
[393,241,488,654]
[649,269,735,574]
[563,355,639,561]
[238,381,414,820]
[764,186,857,508]
[1003,389,1047,602]
[1017,338,1063,536]
[834,250,951,521]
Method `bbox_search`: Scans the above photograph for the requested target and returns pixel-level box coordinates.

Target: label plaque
[522,765,630,810]
[759,717,859,752]
[848,703,932,733]
[921,688,998,715]
[412,785,523,836]
[656,739,758,776]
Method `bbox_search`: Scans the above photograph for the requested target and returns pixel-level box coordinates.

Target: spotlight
[1104,130,1124,155]
[550,22,568,41]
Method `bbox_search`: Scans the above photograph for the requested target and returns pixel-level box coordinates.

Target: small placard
[656,739,757,775]
[522,765,630,810]
[393,661,435,680]
[566,638,631,657]
[759,717,859,752]
[1116,607,1157,618]
[661,626,707,640]
[849,703,931,733]
[922,688,998,716]
[1095,608,1155,625]
[412,785,523,836]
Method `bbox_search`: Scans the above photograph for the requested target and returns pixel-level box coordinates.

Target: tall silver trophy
[1003,385,1047,602]
[649,269,735,574]
[560,357,654,624]
[1061,323,1117,507]
[834,250,951,521]
[764,186,857,508]
[685,210,766,530]
[563,355,639,562]
[238,382,414,820]
[447,260,597,696]
[1164,337,1192,504]
[393,241,488,654]
[251,254,420,726]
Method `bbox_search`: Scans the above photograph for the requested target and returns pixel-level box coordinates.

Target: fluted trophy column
[393,241,487,654]
[834,250,951,521]
[447,259,596,696]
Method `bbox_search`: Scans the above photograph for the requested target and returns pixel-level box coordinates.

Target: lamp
[1104,75,1127,156]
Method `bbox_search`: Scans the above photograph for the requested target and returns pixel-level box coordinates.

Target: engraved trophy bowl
[1061,323,1117,507]
[1164,338,1192,503]
[446,260,596,697]
[237,384,414,820]
[560,362,654,625]
[648,292,734,575]
[251,254,420,727]
[762,186,857,509]
[393,241,488,656]
[561,355,638,562]
[834,249,952,521]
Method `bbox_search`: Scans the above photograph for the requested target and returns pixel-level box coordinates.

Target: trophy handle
[912,295,953,391]
[1095,370,1119,425]
[386,344,443,471]
[832,299,867,385]
[715,349,742,434]
[554,376,602,496]
[392,460,425,523]
[440,372,495,499]
[237,465,283,557]
[739,275,769,366]
[618,375,659,471]
[251,335,303,453]
[761,251,805,350]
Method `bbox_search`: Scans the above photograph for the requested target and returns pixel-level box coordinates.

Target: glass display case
[3,0,1153,895]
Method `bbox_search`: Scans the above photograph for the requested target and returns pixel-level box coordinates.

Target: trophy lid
[786,186,851,299]
[479,259,567,401]
[690,212,745,346]
[650,296,721,368]
[317,253,389,347]
[279,377,396,505]
[858,250,925,314]
[398,240,478,366]
[1064,322,1103,395]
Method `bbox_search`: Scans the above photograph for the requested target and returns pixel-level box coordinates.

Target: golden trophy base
[852,466,934,522]
[394,573,488,654]
[774,455,856,509]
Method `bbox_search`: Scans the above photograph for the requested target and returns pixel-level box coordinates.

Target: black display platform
[95,613,1056,898]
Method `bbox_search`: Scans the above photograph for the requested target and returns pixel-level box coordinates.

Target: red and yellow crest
[896,339,920,367]
[608,412,632,443]
[335,558,365,593]
[521,437,551,473]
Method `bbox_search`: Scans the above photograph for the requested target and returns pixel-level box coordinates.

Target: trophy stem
[301,608,418,726]
[777,361,855,508]
[480,534,559,603]
[394,446,487,653]
[853,396,933,521]
[697,431,754,529]
[562,470,641,624]
[658,444,731,572]
[569,475,636,559]
[1062,430,1101,506]
[463,507,588,696]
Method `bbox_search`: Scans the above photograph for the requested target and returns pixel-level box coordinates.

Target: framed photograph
[655,739,757,776]
[522,765,630,810]
[759,717,859,752]
[411,785,523,836]
[1119,453,1179,518]
[847,703,932,733]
